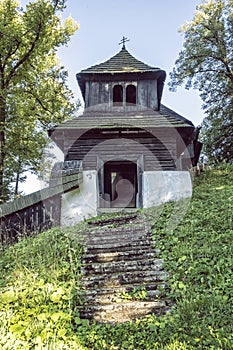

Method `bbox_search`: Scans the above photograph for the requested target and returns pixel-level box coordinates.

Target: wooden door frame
[97,156,144,209]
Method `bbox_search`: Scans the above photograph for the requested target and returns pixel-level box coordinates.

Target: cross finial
[119,36,130,49]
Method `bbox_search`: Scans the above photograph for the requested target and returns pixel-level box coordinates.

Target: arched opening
[126,84,136,105]
[113,85,123,105]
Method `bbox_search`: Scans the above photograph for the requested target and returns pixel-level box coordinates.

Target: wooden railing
[0,161,83,246]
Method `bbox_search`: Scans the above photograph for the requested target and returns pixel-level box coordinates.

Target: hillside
[0,166,232,349]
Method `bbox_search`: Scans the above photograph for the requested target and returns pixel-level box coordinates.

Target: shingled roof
[79,47,161,74]
[49,105,193,136]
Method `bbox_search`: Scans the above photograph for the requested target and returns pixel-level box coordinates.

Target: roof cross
[119,36,130,49]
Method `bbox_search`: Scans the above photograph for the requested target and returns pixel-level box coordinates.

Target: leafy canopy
[169,0,233,164]
[0,0,78,201]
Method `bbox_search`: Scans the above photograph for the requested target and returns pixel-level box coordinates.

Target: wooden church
[49,40,200,225]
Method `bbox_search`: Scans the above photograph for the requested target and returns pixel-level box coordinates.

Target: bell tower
[76,41,166,112]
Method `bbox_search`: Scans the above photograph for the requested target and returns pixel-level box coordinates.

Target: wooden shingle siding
[65,131,176,171]
[85,79,158,111]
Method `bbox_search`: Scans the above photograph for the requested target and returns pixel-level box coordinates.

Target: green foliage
[0,227,85,349]
[0,0,79,201]
[0,166,232,348]
[114,286,149,302]
[169,0,233,164]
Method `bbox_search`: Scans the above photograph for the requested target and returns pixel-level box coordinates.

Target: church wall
[60,169,192,225]
[142,171,192,208]
[137,80,158,110]
[88,82,100,107]
[60,170,97,226]
[65,133,177,171]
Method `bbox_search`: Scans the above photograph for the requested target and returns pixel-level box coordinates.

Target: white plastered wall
[143,171,192,208]
[60,170,192,226]
[61,170,97,226]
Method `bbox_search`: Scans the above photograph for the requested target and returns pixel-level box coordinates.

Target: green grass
[0,165,232,349]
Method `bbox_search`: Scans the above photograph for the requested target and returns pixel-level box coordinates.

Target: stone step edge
[85,222,148,232]
[82,260,164,275]
[83,241,156,251]
[79,300,167,313]
[83,232,152,244]
[82,273,169,289]
[82,257,164,269]
[79,282,168,295]
[80,292,164,305]
[82,249,161,261]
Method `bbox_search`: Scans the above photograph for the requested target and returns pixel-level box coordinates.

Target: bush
[0,227,86,349]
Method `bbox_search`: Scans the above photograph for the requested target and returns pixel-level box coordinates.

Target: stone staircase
[79,212,172,323]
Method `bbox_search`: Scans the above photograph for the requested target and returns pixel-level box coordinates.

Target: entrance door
[103,161,137,208]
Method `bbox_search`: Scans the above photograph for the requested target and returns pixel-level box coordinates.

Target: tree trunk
[0,94,6,203]
[14,170,20,197]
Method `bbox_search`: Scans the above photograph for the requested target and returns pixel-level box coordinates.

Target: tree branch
[24,89,53,116]
[2,38,22,73]
[5,23,43,87]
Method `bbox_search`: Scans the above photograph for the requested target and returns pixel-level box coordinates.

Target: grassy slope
[0,166,232,349]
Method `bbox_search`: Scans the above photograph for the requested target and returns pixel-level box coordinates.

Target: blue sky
[56,0,205,126]
[20,0,205,125]
[20,0,205,193]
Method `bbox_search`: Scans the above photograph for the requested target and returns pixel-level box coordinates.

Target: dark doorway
[103,161,137,208]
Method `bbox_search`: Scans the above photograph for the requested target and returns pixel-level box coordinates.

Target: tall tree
[0,0,78,202]
[169,0,233,164]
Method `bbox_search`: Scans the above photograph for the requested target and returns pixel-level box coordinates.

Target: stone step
[79,300,168,323]
[82,249,161,263]
[86,218,147,230]
[85,223,147,233]
[83,239,155,253]
[85,228,148,237]
[82,258,164,275]
[87,214,145,225]
[81,282,166,297]
[83,226,149,241]
[95,209,139,220]
[80,285,165,305]
[87,217,147,226]
[79,212,170,323]
[82,281,167,296]
[82,270,169,289]
[84,236,153,249]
